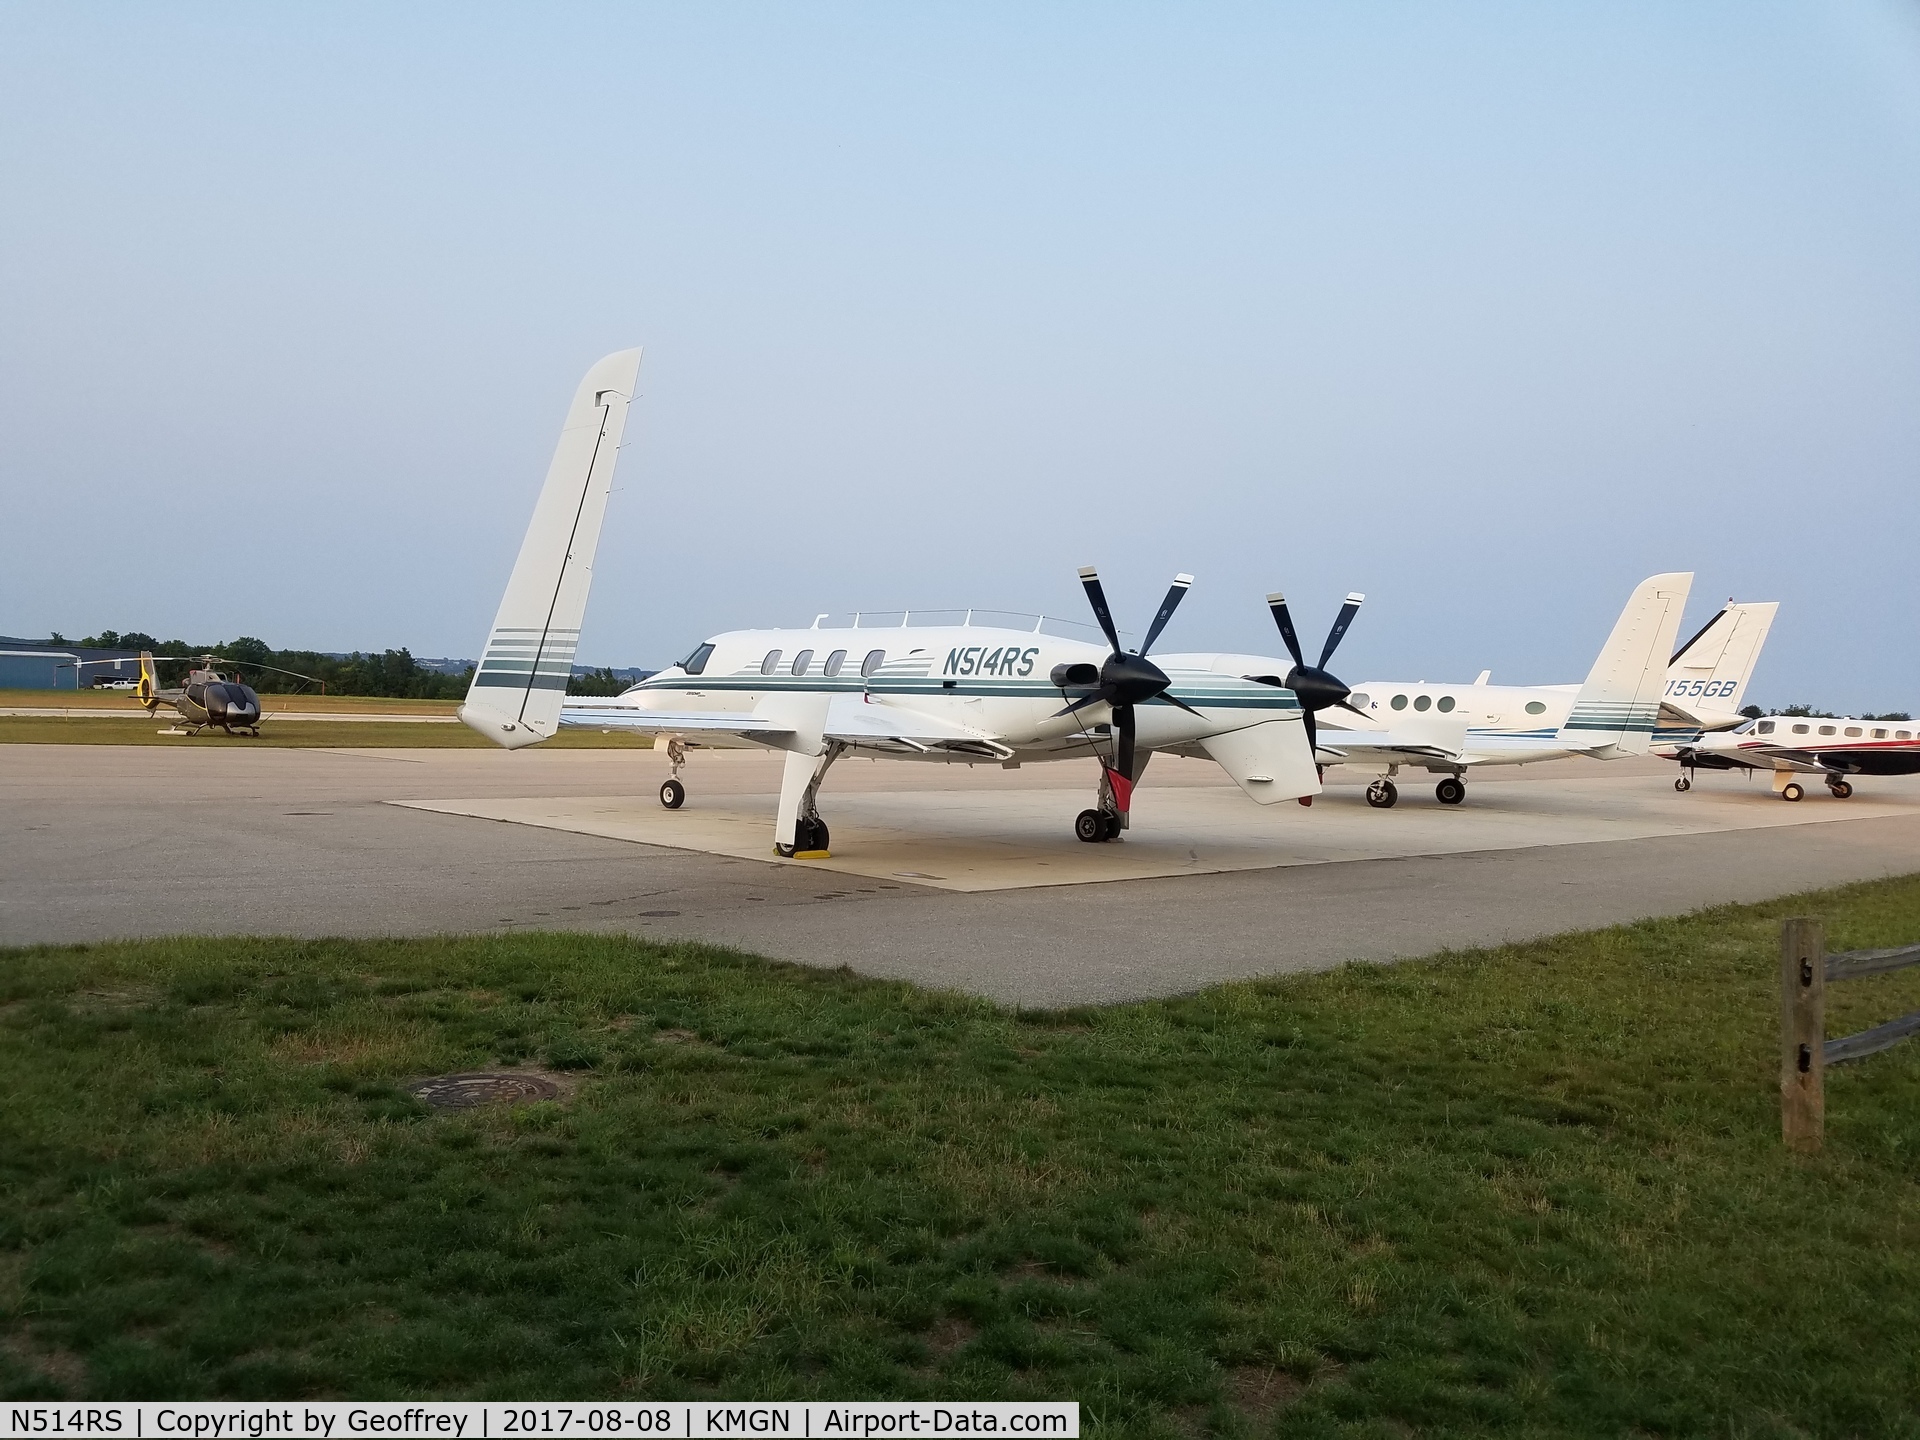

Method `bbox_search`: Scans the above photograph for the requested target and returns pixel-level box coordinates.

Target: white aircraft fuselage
[566,624,1307,765]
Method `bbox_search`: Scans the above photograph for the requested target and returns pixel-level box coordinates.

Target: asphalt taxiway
[5,744,1917,1006]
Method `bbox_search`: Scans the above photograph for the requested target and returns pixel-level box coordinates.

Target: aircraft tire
[1780,782,1804,802]
[659,778,685,810]
[1104,812,1123,841]
[1828,780,1853,799]
[1075,809,1109,843]
[796,818,829,851]
[1436,776,1466,806]
[1365,780,1398,808]
[1675,776,1691,792]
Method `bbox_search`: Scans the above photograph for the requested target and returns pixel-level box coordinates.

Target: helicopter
[65,651,324,735]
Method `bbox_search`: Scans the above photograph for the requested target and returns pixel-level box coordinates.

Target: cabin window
[678,642,715,676]
[1757,720,1775,735]
[1525,700,1547,715]
[1872,729,1888,740]
[1844,726,1862,738]
[1390,694,1409,711]
[860,649,886,678]
[1413,695,1432,712]
[1792,723,1810,735]
[1437,696,1455,713]
[1900,731,1913,740]
[823,649,847,678]
[1349,692,1370,709]
[790,649,814,677]
[1818,725,1836,736]
[760,650,782,676]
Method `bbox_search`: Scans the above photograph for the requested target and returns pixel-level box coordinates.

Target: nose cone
[1103,652,1171,706]
[1285,665,1350,713]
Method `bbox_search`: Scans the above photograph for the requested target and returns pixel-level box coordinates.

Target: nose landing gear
[1365,778,1398,808]
[658,737,689,809]
[1674,775,1692,792]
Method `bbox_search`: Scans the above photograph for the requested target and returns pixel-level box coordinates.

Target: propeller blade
[1335,699,1371,721]
[1161,693,1203,717]
[1266,592,1305,669]
[1302,708,1318,757]
[1317,592,1365,669]
[1137,573,1194,656]
[1077,566,1123,655]
[1049,692,1108,720]
[1114,703,1136,785]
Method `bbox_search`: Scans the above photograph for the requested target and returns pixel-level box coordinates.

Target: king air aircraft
[1160,576,1775,807]
[458,351,1322,853]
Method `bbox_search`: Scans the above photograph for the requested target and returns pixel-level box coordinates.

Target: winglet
[461,349,643,749]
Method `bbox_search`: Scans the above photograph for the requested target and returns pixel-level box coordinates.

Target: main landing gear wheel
[1075,809,1113,843]
[1780,782,1804,803]
[1435,776,1466,806]
[659,778,686,809]
[1365,779,1398,808]
[774,818,830,858]
[1828,779,1853,799]
[1674,776,1692,792]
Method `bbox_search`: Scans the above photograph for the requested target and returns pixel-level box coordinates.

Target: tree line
[68,630,473,700]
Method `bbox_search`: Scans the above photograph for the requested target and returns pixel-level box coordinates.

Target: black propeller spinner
[1262,590,1370,756]
[1051,566,1202,791]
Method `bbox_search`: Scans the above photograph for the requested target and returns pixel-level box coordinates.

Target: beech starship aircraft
[458,351,1322,854]
[1658,714,1920,800]
[1158,573,1766,807]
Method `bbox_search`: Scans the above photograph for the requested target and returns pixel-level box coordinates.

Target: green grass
[0,718,652,747]
[5,881,1920,1433]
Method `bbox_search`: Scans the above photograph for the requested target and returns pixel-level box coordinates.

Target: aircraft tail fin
[1557,571,1693,757]
[1662,600,1778,727]
[460,349,643,749]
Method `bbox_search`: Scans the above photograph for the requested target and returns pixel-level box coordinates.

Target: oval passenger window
[1349,692,1370,709]
[824,649,847,677]
[1872,729,1887,739]
[860,649,886,678]
[1437,696,1455,713]
[1413,695,1431,712]
[1818,725,1836,736]
[1390,694,1409,711]
[1792,724,1810,734]
[760,650,782,676]
[1844,726,1862,737]
[1901,731,1913,740]
[791,649,813,676]
[1525,701,1547,715]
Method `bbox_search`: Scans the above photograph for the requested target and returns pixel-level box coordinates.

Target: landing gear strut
[1365,778,1398,808]
[774,742,842,857]
[659,737,688,809]
[1674,774,1692,792]
[1075,758,1138,842]
[1435,775,1466,806]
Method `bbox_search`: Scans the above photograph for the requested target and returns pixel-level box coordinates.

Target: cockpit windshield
[1734,718,1775,735]
[678,642,716,676]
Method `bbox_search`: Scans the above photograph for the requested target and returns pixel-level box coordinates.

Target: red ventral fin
[1103,767,1135,814]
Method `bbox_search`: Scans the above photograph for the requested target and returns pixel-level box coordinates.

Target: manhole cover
[408,1072,562,1110]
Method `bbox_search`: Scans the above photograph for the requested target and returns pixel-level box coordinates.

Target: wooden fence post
[1780,917,1825,1153]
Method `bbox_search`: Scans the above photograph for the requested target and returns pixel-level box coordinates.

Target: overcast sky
[3,2,1917,709]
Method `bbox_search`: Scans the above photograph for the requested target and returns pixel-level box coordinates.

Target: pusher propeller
[1261,590,1368,756]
